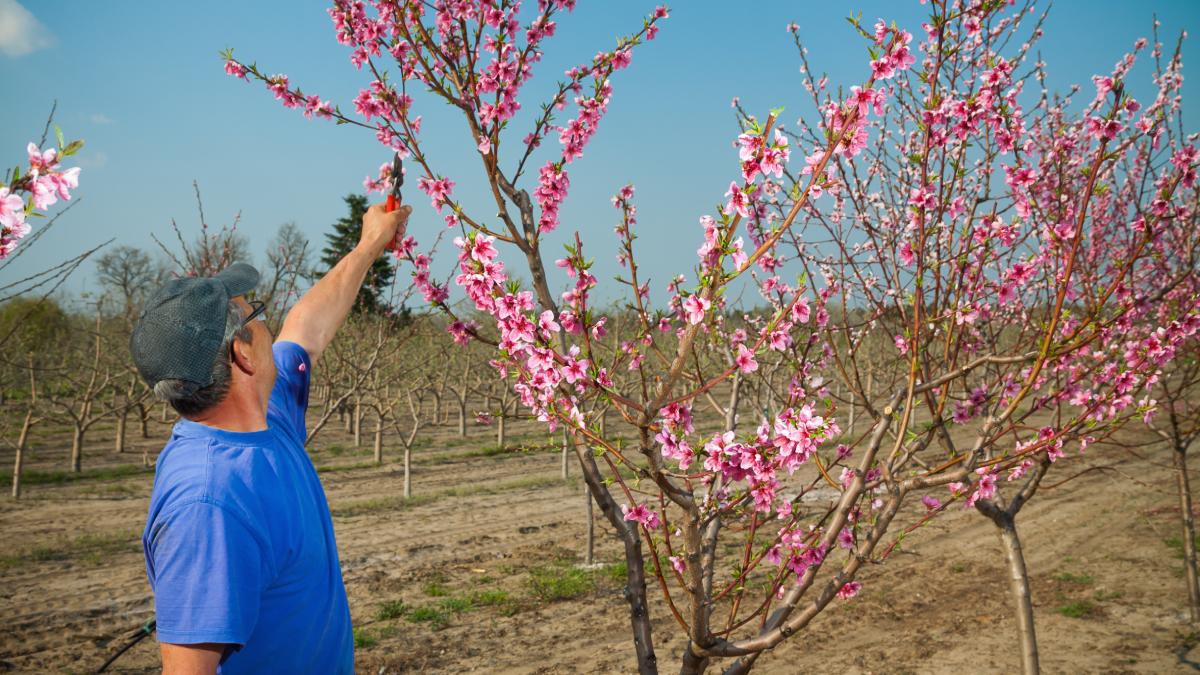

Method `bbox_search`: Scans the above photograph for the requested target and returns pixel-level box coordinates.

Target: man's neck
[188,389,268,433]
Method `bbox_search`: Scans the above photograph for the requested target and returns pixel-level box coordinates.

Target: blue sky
[2,0,1198,309]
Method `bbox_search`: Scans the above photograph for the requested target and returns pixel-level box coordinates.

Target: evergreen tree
[320,194,395,314]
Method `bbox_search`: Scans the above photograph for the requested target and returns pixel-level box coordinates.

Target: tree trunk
[457,399,467,437]
[12,410,33,499]
[497,411,506,449]
[353,400,363,447]
[70,426,85,473]
[403,446,412,498]
[373,418,384,465]
[989,509,1039,675]
[561,429,570,480]
[114,410,127,453]
[138,403,149,438]
[1175,443,1200,623]
[585,483,595,565]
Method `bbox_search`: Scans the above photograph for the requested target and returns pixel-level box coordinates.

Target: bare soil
[1,405,1198,674]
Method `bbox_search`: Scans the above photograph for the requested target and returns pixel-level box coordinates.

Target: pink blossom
[682,294,710,325]
[735,344,759,374]
[622,502,661,530]
[0,187,25,230]
[837,581,861,599]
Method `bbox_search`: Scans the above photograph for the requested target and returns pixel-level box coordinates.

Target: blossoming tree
[228,1,1199,672]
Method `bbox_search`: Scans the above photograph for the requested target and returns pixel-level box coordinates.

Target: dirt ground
[2,405,1200,674]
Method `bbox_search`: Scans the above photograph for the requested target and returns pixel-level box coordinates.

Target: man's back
[143,342,352,674]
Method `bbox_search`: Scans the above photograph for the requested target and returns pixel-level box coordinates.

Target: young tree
[95,245,159,327]
[229,2,1200,672]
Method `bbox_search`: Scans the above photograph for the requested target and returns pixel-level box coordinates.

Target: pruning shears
[384,152,404,253]
[386,152,404,213]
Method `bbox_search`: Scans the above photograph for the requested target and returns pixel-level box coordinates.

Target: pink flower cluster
[1,142,81,259]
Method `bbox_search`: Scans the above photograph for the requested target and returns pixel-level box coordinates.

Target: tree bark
[12,409,33,499]
[561,429,570,480]
[403,446,412,498]
[497,410,506,449]
[114,409,127,453]
[984,508,1039,675]
[353,399,363,447]
[373,418,384,465]
[1175,443,1200,623]
[70,426,85,473]
[585,483,595,565]
[457,398,467,437]
[138,402,149,438]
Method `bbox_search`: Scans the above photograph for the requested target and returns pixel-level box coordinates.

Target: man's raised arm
[276,203,411,362]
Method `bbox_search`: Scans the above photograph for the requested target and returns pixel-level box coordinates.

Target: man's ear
[230,338,257,376]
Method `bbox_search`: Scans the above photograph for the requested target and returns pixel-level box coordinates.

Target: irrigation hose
[96,618,155,673]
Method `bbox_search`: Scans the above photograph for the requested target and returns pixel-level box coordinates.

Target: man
[131,202,411,674]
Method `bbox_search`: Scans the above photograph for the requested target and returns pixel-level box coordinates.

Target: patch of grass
[1094,589,1124,602]
[442,474,562,498]
[0,464,148,487]
[469,589,509,607]
[315,461,378,475]
[439,597,471,613]
[375,600,409,621]
[0,530,139,569]
[950,563,967,573]
[1165,535,1200,561]
[330,493,436,517]
[527,565,595,602]
[423,582,449,597]
[353,628,377,648]
[406,606,450,630]
[1054,571,1094,585]
[325,444,347,457]
[602,561,628,583]
[1056,600,1098,618]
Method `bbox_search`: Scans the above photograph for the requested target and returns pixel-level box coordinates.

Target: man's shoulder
[151,431,289,528]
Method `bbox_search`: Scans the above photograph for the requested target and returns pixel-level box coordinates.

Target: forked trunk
[1175,443,1200,623]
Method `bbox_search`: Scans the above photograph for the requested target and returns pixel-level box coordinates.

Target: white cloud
[76,150,107,170]
[0,0,53,57]
[89,113,113,125]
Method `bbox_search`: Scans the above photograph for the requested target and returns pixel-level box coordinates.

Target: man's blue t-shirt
[142,342,352,674]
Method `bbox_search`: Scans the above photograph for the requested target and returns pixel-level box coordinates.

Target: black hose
[96,619,156,673]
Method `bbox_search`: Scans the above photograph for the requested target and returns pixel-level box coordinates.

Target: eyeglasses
[240,300,267,329]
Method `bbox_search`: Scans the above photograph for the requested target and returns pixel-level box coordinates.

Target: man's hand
[358,202,411,257]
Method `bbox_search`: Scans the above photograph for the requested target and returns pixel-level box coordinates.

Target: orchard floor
[1,411,1199,674]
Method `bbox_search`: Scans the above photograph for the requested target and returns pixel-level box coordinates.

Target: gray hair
[153,303,253,417]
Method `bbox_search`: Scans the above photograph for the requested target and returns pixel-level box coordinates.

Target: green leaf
[62,140,84,157]
[54,125,65,150]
